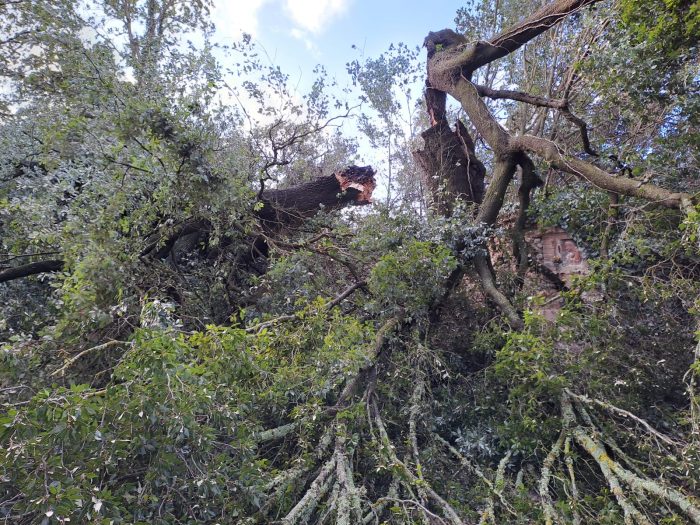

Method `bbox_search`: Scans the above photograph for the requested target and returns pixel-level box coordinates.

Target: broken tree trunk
[413,83,485,215]
[143,165,376,265]
[257,165,376,230]
[415,32,523,327]
[0,166,376,283]
[418,0,695,326]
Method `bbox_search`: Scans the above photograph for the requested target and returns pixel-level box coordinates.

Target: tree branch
[474,84,598,156]
[511,135,692,209]
[438,0,602,76]
[0,259,64,284]
[474,84,567,109]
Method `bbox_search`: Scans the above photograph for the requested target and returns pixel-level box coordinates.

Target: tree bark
[257,165,375,230]
[431,0,602,77]
[0,259,64,284]
[510,135,689,208]
[413,120,485,215]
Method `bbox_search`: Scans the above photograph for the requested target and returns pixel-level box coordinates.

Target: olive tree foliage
[2,0,700,524]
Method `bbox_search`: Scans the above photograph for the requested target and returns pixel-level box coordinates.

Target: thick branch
[2,166,375,285]
[252,422,299,443]
[574,428,700,524]
[147,166,375,260]
[281,456,337,525]
[477,159,518,225]
[437,0,601,75]
[513,154,542,279]
[449,79,512,154]
[0,259,64,283]
[475,254,523,329]
[259,165,376,230]
[511,135,691,209]
[473,158,524,328]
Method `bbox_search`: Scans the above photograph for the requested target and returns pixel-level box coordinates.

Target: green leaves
[369,240,458,316]
[619,0,700,52]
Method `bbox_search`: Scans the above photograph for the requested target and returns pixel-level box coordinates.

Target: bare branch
[50,340,132,378]
[566,389,682,447]
[439,0,602,75]
[281,456,337,525]
[474,84,599,155]
[474,84,567,109]
[511,135,692,210]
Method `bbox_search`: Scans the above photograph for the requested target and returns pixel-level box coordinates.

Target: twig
[373,401,466,525]
[51,340,132,377]
[539,430,565,525]
[564,437,582,525]
[566,389,681,447]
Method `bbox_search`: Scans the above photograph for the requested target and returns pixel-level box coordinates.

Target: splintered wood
[335,168,376,204]
[536,228,589,283]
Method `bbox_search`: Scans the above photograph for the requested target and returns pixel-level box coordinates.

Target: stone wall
[531,228,589,286]
[525,227,590,320]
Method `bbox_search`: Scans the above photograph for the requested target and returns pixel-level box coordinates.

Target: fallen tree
[2,0,699,523]
[0,165,376,283]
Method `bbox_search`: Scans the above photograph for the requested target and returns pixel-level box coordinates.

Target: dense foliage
[1,0,699,524]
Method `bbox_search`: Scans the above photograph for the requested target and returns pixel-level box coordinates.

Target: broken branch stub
[258,165,376,230]
[413,120,485,215]
[335,164,376,205]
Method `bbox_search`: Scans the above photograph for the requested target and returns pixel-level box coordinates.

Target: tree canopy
[1,0,699,524]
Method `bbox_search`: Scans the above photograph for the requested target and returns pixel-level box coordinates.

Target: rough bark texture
[432,0,602,77]
[511,135,689,208]
[0,259,64,284]
[258,165,376,230]
[513,154,543,281]
[413,120,485,215]
[414,70,485,215]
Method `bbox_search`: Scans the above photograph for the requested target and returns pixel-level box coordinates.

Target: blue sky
[213,0,465,91]
[209,1,467,200]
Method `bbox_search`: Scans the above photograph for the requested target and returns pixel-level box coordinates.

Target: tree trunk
[413,85,485,215]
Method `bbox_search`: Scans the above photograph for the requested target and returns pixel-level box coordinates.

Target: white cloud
[213,0,269,38]
[290,27,318,53]
[284,0,349,34]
